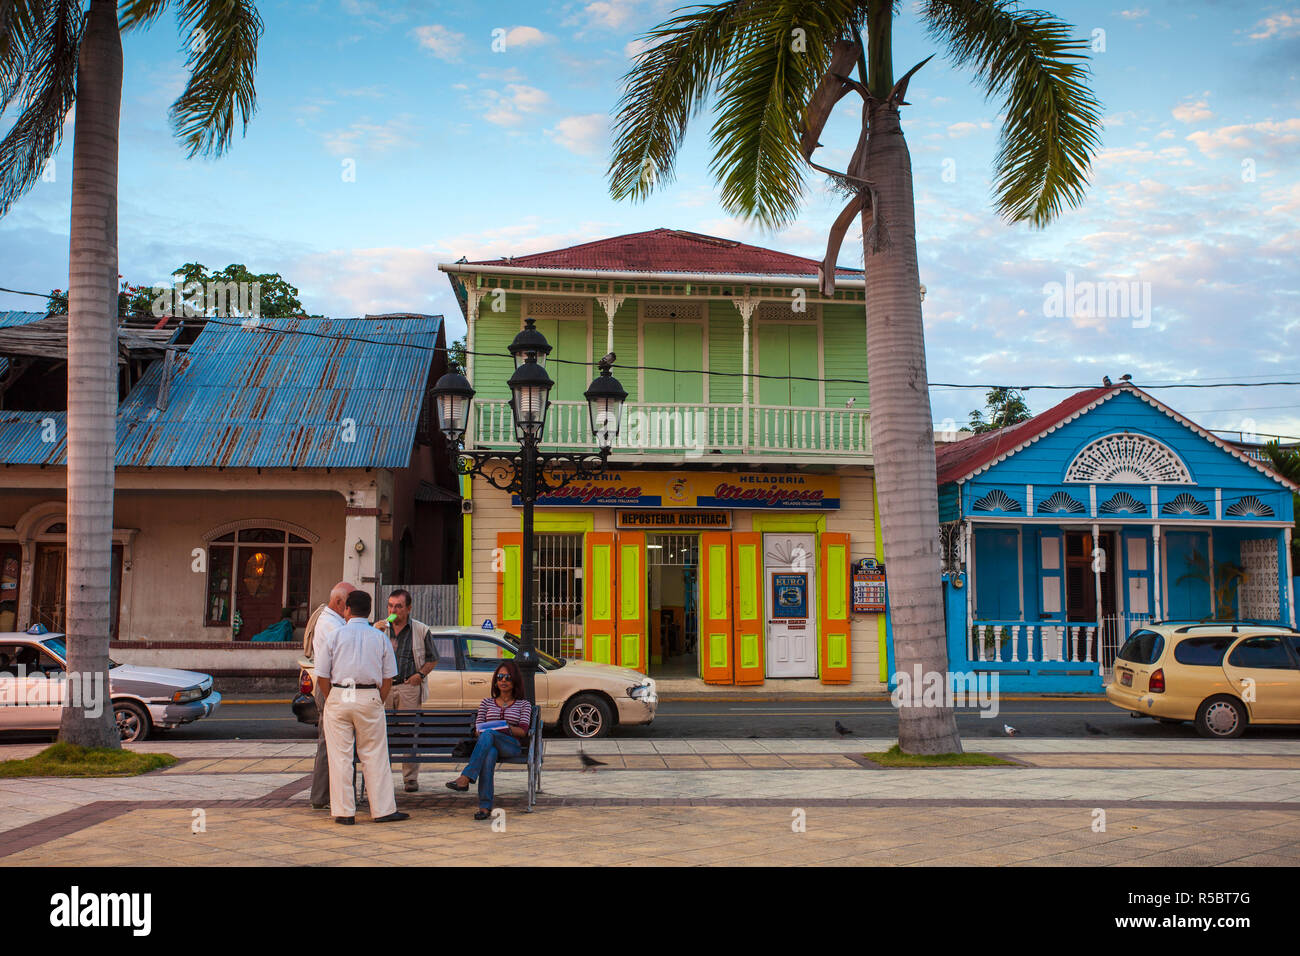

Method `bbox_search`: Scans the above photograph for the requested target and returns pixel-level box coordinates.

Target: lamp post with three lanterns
[431,318,628,705]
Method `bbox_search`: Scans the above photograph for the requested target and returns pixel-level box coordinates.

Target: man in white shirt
[306,581,353,809]
[317,589,408,824]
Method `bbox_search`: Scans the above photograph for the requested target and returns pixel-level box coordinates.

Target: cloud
[946,121,992,138]
[1187,118,1300,158]
[341,0,407,26]
[1248,10,1300,40]
[481,84,550,127]
[1118,7,1149,19]
[579,0,641,30]
[320,115,414,156]
[547,114,609,157]
[1171,98,1213,123]
[500,26,551,48]
[624,37,655,60]
[411,24,465,61]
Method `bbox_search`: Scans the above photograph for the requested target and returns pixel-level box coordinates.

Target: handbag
[451,738,474,759]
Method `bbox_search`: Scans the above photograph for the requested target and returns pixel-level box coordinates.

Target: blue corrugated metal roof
[0,311,48,328]
[0,315,443,469]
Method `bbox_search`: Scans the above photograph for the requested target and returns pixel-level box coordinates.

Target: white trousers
[385,681,424,787]
[324,687,397,820]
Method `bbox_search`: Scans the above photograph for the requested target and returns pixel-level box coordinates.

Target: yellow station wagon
[1106,622,1300,738]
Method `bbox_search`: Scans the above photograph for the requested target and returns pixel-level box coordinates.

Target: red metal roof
[935,386,1116,485]
[468,228,863,278]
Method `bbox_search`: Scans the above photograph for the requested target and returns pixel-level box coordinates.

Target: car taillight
[299,670,312,695]
[1149,668,1165,693]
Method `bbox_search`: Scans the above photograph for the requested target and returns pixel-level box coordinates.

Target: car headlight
[172,687,203,704]
[627,681,655,700]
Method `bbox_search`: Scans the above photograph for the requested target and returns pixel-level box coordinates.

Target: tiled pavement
[3,737,1299,865]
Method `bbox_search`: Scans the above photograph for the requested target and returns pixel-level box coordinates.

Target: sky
[1,0,1297,440]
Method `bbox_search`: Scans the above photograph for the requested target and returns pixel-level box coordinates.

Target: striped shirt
[476,697,532,733]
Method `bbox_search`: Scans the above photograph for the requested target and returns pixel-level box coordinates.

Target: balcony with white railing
[968,622,1102,667]
[470,400,872,460]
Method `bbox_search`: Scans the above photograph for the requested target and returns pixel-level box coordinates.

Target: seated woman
[446,659,531,819]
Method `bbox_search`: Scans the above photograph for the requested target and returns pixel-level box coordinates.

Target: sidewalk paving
[2,736,1298,866]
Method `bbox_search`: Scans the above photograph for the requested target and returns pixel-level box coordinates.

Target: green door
[756,324,818,449]
[643,322,703,449]
[533,318,587,441]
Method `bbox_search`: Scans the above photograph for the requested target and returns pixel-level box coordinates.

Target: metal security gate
[376,583,459,626]
[1101,613,1151,682]
[533,533,583,658]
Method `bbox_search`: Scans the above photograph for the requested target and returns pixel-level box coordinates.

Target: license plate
[1119,670,1133,686]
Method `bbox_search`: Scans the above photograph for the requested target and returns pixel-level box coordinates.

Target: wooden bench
[353,709,543,810]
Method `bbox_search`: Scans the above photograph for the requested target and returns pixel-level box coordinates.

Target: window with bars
[533,533,583,658]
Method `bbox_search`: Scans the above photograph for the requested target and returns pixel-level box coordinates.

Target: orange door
[700,532,734,684]
[820,532,852,684]
[731,532,765,685]
[616,532,647,672]
[584,532,617,664]
[496,532,523,635]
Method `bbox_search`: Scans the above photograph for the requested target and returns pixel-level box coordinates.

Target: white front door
[764,534,818,678]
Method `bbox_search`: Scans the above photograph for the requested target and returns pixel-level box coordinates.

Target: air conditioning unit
[461,499,474,515]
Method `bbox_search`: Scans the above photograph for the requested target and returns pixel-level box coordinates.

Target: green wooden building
[440,229,887,690]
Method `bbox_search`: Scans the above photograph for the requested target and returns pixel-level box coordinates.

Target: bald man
[306,581,355,809]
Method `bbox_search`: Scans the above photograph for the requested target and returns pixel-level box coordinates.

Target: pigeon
[845,396,856,408]
[578,749,606,772]
[1085,722,1107,736]
[1003,724,1020,737]
[834,721,853,737]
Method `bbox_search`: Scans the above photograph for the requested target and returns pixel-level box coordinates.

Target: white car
[0,631,222,742]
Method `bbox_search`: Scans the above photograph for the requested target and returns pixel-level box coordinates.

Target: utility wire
[6,287,1300,391]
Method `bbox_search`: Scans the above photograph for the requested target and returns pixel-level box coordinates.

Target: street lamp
[432,323,627,705]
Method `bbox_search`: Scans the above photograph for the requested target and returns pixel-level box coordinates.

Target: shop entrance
[764,532,818,678]
[646,533,699,679]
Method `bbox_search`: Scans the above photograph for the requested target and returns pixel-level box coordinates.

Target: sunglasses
[495,674,513,682]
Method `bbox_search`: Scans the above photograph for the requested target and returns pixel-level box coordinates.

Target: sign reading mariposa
[514,471,840,510]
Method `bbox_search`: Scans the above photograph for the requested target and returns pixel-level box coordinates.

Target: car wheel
[114,700,152,743]
[561,694,612,739]
[1194,696,1246,739]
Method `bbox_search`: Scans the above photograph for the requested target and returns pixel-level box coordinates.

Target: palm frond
[169,0,262,157]
[607,0,755,204]
[0,0,82,216]
[922,0,1102,226]
[118,0,173,31]
[1,0,63,115]
[709,2,867,227]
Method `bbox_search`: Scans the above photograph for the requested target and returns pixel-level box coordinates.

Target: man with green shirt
[376,588,438,792]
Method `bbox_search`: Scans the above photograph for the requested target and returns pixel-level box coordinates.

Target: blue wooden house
[931,382,1298,693]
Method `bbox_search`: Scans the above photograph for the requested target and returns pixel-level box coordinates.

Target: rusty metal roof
[0,315,443,469]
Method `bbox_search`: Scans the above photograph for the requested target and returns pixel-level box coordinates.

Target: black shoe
[374,811,410,823]
[334,816,355,825]
[404,783,419,793]
[311,802,328,810]
[474,809,491,821]
[445,780,469,792]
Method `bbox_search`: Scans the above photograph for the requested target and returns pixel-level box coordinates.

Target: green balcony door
[756,324,819,449]
[533,318,588,442]
[643,322,703,404]
[643,322,704,450]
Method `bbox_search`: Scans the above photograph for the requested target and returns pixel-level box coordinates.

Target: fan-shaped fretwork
[1161,492,1209,517]
[1099,492,1146,515]
[1225,495,1274,518]
[972,489,1021,513]
[1065,434,1191,483]
[1039,491,1086,514]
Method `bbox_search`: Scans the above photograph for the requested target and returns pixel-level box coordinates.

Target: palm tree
[0,0,263,747]
[609,0,1101,753]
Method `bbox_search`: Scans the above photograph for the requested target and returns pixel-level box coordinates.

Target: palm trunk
[59,0,122,749]
[863,98,962,754]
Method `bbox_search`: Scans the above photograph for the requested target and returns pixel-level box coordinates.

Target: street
[7,697,1299,743]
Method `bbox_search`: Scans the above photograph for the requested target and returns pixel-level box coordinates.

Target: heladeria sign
[515,472,840,510]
